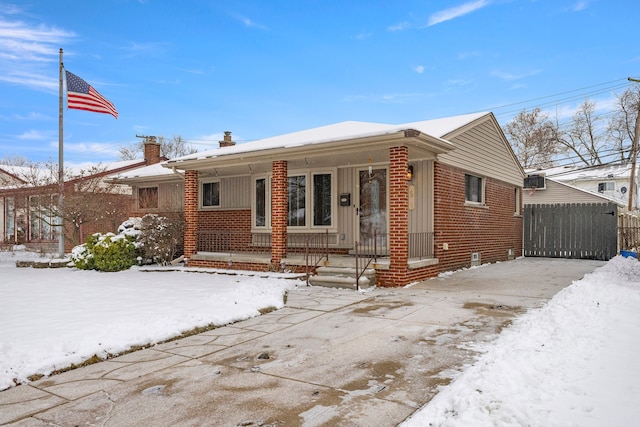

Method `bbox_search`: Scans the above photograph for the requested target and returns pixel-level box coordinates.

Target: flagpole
[58,48,65,257]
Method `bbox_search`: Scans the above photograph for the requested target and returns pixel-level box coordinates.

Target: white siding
[158,181,184,211]
[222,176,250,209]
[523,179,613,205]
[437,117,523,186]
[408,160,434,233]
[337,167,355,246]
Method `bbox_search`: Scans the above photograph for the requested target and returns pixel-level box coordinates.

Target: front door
[358,168,387,250]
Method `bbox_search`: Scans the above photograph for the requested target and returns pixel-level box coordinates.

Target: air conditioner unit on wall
[524,174,546,190]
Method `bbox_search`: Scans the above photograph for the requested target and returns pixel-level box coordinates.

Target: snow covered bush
[71,233,137,272]
[137,214,184,265]
[71,215,184,270]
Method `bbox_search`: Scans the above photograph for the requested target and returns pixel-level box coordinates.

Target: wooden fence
[524,203,618,261]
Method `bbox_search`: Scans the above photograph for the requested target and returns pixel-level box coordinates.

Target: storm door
[357,168,388,252]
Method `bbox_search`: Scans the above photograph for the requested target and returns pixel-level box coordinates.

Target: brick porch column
[271,160,288,266]
[184,170,199,261]
[389,146,409,284]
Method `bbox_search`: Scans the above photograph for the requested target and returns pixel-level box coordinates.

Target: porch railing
[409,232,435,259]
[196,230,330,259]
[354,231,387,290]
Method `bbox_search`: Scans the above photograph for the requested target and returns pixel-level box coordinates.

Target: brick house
[119,112,522,287]
[0,141,164,252]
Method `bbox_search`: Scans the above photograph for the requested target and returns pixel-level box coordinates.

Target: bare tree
[8,164,131,247]
[0,154,31,166]
[503,108,559,168]
[607,85,640,163]
[118,135,198,161]
[556,99,607,166]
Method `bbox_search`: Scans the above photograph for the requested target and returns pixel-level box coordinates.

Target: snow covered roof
[1,159,147,189]
[529,162,636,182]
[108,162,178,181]
[166,112,489,165]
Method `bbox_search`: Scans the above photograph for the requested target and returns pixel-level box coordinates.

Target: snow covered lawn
[0,249,300,391]
[402,255,640,427]
[2,248,639,426]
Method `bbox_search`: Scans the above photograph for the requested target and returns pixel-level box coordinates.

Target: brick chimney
[143,136,161,164]
[219,131,235,148]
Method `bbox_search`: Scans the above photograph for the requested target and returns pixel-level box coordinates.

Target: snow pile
[401,256,640,427]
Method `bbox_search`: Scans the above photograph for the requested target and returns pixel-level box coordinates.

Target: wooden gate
[524,203,618,261]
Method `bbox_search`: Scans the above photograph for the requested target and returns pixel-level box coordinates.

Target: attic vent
[524,174,546,190]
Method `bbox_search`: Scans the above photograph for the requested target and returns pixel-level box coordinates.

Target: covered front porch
[188,229,438,288]
[168,124,452,287]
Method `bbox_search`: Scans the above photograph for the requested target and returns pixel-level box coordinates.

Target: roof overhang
[164,129,453,173]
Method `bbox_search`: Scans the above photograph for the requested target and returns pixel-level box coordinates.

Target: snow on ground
[0,247,301,391]
[2,247,639,426]
[401,255,640,427]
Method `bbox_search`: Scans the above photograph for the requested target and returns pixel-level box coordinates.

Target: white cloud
[427,0,491,27]
[415,65,425,74]
[0,9,75,93]
[238,16,268,30]
[573,1,589,12]
[491,69,541,81]
[448,78,473,86]
[388,21,411,31]
[354,31,372,40]
[17,129,50,140]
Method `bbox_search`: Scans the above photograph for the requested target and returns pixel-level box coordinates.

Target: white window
[200,179,220,208]
[514,187,521,215]
[253,170,335,231]
[465,174,484,204]
[254,176,269,228]
[597,182,615,193]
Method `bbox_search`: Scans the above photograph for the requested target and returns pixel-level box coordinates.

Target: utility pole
[627,78,640,212]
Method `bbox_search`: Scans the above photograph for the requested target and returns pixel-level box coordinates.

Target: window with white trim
[288,175,306,227]
[252,170,335,230]
[200,179,220,208]
[597,181,615,193]
[255,177,268,228]
[465,174,484,204]
[313,173,332,226]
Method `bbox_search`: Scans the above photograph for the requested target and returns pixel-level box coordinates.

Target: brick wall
[184,170,198,259]
[387,146,410,285]
[271,160,287,265]
[433,162,523,273]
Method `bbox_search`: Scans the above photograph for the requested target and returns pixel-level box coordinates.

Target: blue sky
[0,0,638,164]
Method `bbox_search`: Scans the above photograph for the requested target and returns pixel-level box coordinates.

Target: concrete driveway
[0,257,605,426]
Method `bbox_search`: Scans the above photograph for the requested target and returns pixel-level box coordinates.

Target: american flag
[65,70,118,119]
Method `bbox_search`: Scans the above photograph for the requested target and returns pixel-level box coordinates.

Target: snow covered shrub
[138,214,184,265]
[71,233,137,272]
[91,233,137,272]
[70,234,99,270]
[117,217,142,240]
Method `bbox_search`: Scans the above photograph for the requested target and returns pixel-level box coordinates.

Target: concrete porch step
[308,266,376,290]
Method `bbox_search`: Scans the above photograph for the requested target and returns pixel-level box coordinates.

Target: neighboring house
[147,112,523,287]
[525,163,640,211]
[0,141,165,252]
[108,162,184,217]
[522,176,624,206]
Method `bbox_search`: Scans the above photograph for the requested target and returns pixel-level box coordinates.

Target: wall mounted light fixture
[407,165,414,181]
